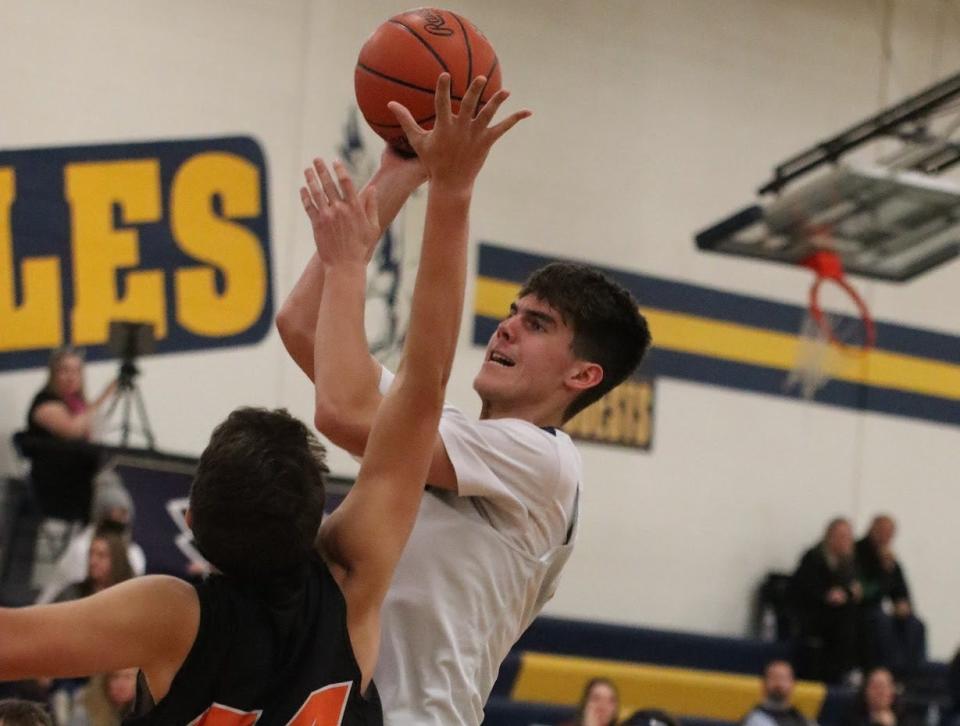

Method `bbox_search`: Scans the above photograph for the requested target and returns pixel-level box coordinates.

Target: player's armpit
[0,575,199,689]
[425,435,457,492]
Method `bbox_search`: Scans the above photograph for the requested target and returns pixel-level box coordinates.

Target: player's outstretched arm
[276,150,426,383]
[318,73,530,686]
[0,576,198,701]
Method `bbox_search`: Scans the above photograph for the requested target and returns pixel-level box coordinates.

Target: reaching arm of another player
[276,150,427,383]
[0,576,198,700]
[319,73,530,682]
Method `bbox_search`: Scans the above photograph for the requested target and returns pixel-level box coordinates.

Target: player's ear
[566,362,603,392]
[185,508,194,530]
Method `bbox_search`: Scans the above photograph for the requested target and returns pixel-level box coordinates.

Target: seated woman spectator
[36,473,146,605]
[53,528,133,603]
[792,517,862,684]
[562,678,620,726]
[855,515,926,675]
[844,667,920,726]
[67,668,137,726]
[21,348,116,523]
[46,529,134,722]
[0,699,52,726]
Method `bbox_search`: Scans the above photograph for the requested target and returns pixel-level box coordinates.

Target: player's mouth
[487,350,516,367]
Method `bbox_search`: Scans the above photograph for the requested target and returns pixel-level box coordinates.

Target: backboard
[695,163,960,282]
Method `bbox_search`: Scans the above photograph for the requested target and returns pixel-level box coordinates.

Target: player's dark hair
[189,408,328,581]
[0,699,53,726]
[519,262,651,421]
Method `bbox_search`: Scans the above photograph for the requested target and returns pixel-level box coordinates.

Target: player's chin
[473,365,510,395]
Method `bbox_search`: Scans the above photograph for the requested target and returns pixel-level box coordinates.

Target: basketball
[355,8,502,155]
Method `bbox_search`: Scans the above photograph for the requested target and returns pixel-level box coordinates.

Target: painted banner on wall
[473,243,960,428]
[0,136,273,372]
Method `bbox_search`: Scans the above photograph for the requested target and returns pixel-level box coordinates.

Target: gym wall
[2,0,958,659]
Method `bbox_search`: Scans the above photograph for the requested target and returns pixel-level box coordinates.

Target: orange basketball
[355,8,502,155]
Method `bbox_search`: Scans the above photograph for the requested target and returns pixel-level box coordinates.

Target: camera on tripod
[109,321,155,388]
[105,321,157,449]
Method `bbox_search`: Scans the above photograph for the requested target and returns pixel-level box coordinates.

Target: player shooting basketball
[279,84,652,726]
[0,74,527,725]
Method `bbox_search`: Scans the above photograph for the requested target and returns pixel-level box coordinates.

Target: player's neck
[478,397,564,428]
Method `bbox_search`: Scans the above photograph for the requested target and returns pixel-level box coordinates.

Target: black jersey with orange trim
[125,556,381,726]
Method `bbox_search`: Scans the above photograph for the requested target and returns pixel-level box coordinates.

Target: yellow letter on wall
[171,152,266,337]
[0,167,63,351]
[65,160,166,345]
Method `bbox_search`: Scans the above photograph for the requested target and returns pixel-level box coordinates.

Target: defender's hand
[388,73,531,192]
[301,159,380,268]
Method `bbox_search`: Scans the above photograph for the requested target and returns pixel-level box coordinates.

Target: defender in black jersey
[0,73,529,726]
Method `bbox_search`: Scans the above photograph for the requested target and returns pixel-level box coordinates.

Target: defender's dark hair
[189,408,328,581]
[519,262,651,421]
[0,699,53,726]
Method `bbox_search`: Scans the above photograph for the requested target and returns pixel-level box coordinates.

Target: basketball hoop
[785,249,876,399]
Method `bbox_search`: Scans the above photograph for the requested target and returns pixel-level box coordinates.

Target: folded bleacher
[484,616,859,725]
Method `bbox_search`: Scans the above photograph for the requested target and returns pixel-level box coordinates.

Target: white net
[785,304,871,400]
[785,312,836,399]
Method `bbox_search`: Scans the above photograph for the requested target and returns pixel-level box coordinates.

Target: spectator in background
[0,699,52,726]
[856,515,926,674]
[562,678,620,726]
[21,348,115,524]
[52,528,133,603]
[68,668,137,726]
[741,660,817,726]
[28,348,115,441]
[36,472,146,605]
[621,708,680,726]
[947,647,960,726]
[46,529,133,723]
[792,518,862,684]
[844,667,919,726]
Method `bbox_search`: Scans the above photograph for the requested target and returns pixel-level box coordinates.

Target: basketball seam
[452,14,473,84]
[356,63,466,101]
[388,19,450,74]
[356,63,435,95]
[481,56,499,99]
[368,114,437,130]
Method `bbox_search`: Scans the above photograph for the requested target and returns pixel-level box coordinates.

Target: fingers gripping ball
[355,7,502,155]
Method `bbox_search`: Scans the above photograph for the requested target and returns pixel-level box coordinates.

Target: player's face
[473,295,580,416]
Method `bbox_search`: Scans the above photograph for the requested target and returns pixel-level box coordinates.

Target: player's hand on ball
[379,145,428,184]
[387,73,531,192]
[300,158,380,268]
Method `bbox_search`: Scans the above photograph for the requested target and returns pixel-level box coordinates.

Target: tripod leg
[120,390,132,448]
[131,385,156,450]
